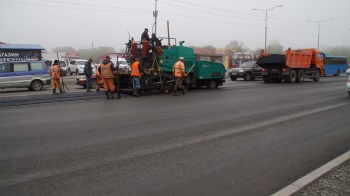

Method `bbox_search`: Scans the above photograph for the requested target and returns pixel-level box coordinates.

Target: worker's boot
[53,89,57,94]
[134,89,139,97]
[110,91,116,99]
[182,87,186,95]
[105,91,110,99]
[173,91,178,96]
[116,90,121,99]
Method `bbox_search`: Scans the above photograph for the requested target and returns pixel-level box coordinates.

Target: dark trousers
[173,77,184,92]
[86,76,91,91]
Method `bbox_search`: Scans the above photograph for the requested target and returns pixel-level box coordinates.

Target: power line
[159,0,264,21]
[162,0,261,17]
[0,0,150,13]
[159,11,264,29]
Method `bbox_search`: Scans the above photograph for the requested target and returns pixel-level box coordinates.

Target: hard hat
[179,57,184,60]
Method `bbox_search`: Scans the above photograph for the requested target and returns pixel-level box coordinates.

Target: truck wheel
[230,76,237,81]
[207,80,218,89]
[288,70,297,83]
[296,70,305,83]
[68,69,72,75]
[313,70,321,82]
[244,73,252,81]
[76,70,79,75]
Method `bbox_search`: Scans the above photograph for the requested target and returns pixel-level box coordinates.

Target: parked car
[68,59,96,75]
[76,75,98,89]
[228,61,262,81]
[111,58,130,71]
[346,67,350,75]
[347,75,350,97]
[0,61,51,91]
[44,59,68,76]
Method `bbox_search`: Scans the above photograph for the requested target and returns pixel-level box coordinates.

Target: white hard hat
[179,57,184,60]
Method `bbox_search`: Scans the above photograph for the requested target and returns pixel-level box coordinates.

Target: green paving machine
[115,36,226,94]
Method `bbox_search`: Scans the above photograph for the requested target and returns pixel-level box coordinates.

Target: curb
[272,150,350,196]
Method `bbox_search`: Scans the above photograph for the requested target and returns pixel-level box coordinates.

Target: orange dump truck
[256,48,324,83]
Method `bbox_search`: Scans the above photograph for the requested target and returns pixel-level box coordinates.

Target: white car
[111,58,130,71]
[346,68,350,75]
[347,75,350,97]
[68,59,95,75]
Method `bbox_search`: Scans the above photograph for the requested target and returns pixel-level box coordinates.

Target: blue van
[0,61,51,91]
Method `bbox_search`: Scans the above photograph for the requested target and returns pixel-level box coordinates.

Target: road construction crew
[95,64,103,91]
[172,57,186,96]
[131,58,147,97]
[51,60,64,94]
[98,56,116,99]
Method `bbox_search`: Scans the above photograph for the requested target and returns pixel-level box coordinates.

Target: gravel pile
[296,160,350,196]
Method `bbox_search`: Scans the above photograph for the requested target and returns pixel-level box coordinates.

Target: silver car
[0,61,51,91]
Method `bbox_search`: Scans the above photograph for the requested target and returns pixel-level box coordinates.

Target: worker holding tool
[172,57,186,96]
[51,60,64,94]
[98,56,116,99]
[84,59,93,92]
[131,57,147,97]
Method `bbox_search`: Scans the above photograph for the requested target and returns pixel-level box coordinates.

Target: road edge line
[271,150,350,196]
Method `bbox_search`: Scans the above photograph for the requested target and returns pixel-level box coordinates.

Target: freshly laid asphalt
[0,76,349,195]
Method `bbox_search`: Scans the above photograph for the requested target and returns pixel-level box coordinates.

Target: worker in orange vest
[131,57,147,97]
[98,56,116,99]
[95,64,103,91]
[172,57,186,96]
[51,60,64,94]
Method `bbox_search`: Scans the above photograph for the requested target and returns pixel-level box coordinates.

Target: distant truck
[256,48,324,83]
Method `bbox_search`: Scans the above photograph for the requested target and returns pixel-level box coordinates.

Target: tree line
[53,41,350,62]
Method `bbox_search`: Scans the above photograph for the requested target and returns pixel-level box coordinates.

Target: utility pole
[253,5,282,51]
[92,42,93,60]
[153,0,158,35]
[307,18,334,50]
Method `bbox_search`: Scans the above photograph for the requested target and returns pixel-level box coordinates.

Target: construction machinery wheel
[207,80,218,89]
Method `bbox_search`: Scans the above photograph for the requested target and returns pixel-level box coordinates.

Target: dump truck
[256,48,324,83]
[114,38,226,94]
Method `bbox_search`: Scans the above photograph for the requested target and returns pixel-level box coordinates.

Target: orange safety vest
[100,62,114,79]
[96,65,101,77]
[172,61,185,77]
[52,65,60,79]
[131,61,141,77]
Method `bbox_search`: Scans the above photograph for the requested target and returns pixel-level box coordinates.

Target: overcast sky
[1,0,350,52]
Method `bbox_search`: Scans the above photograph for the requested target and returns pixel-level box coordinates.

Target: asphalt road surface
[0,76,349,196]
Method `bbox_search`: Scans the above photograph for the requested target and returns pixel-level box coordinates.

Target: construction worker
[51,60,64,94]
[98,56,116,99]
[95,64,103,91]
[141,28,151,42]
[84,59,93,92]
[172,57,186,96]
[131,58,147,97]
